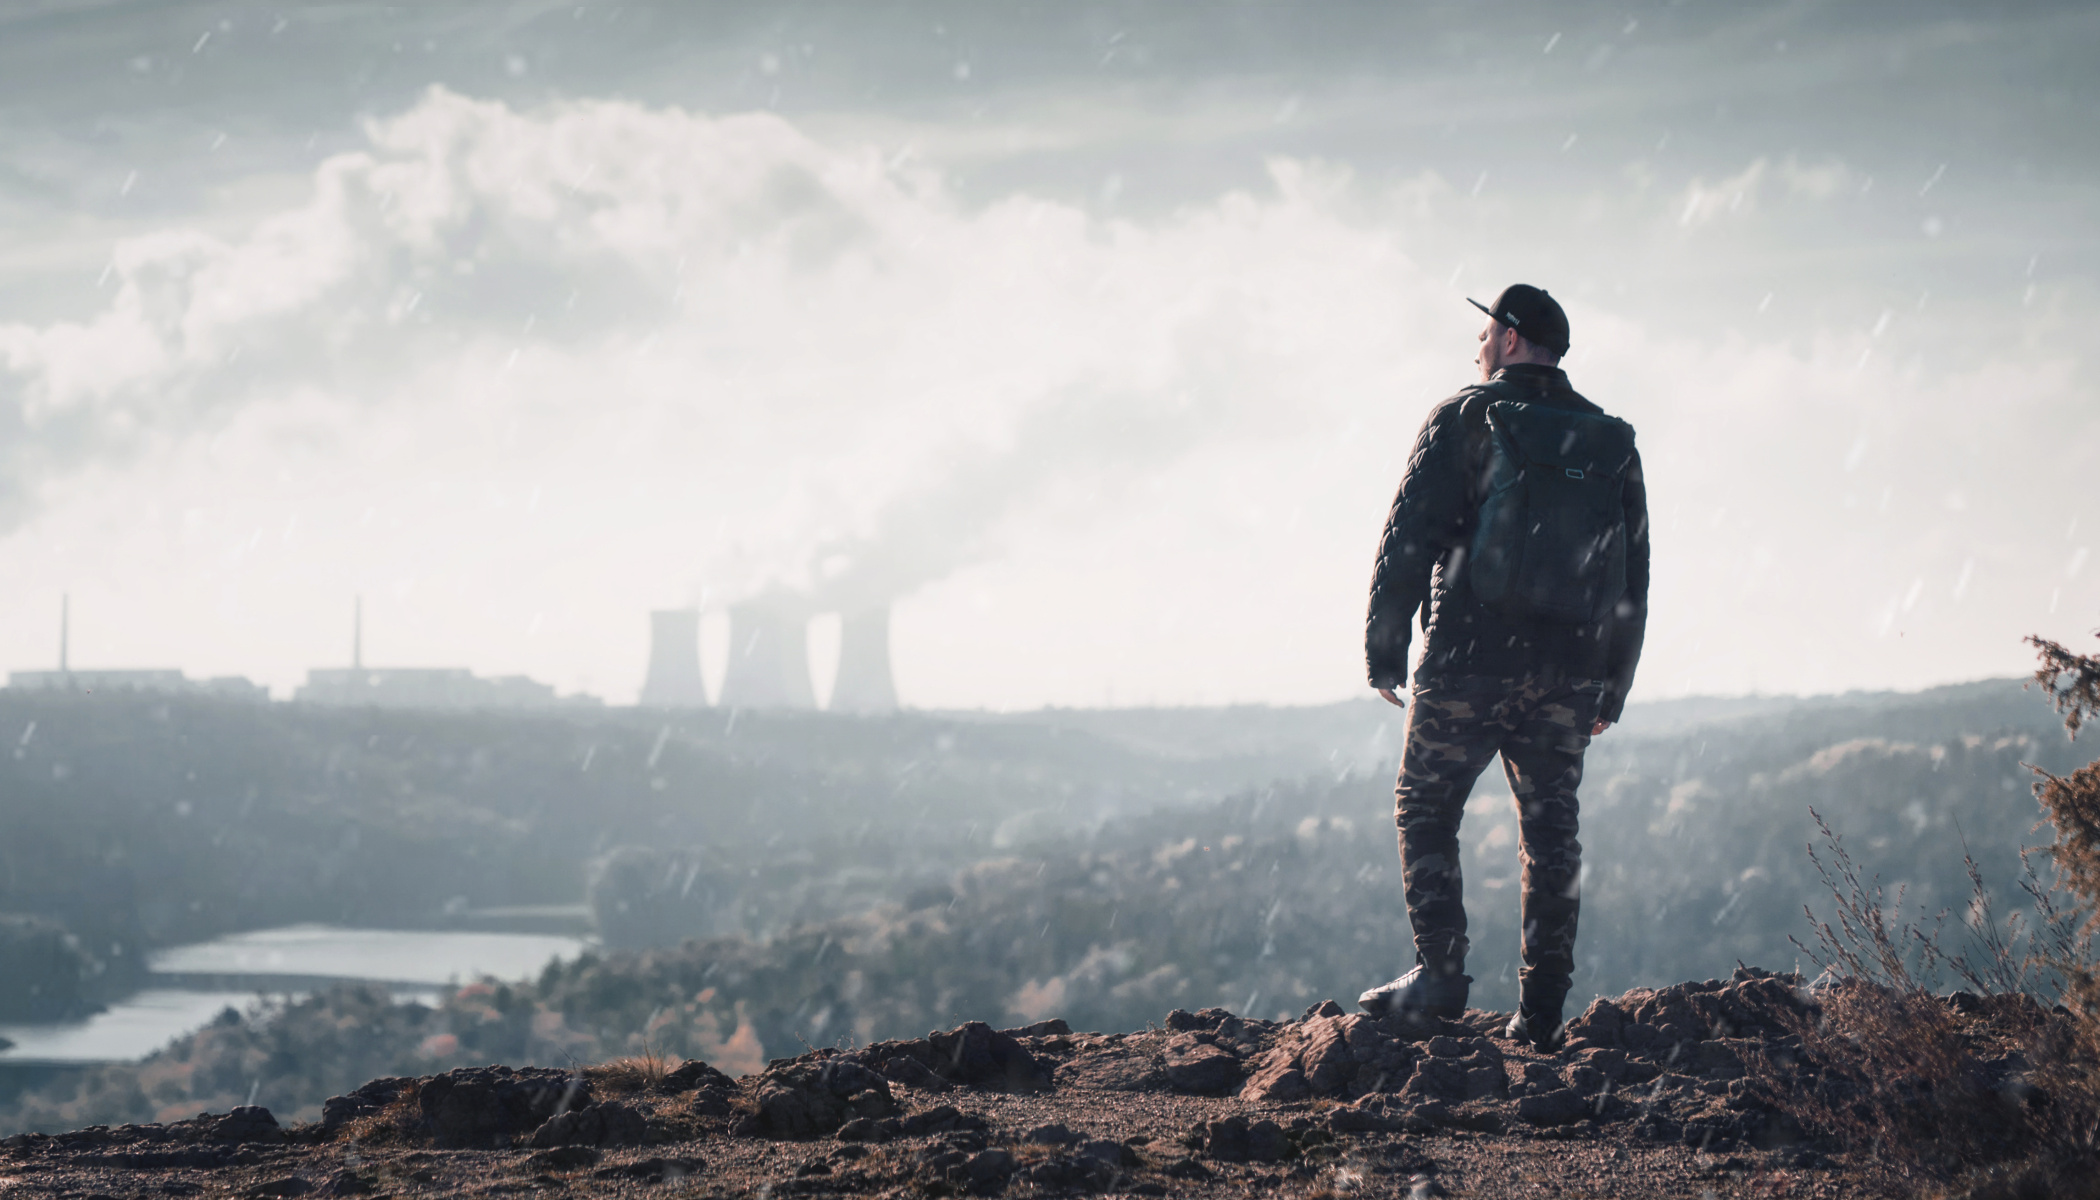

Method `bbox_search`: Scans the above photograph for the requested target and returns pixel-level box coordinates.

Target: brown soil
[0,974,1876,1199]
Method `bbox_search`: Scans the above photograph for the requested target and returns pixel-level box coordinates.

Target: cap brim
[1467,297,1499,322]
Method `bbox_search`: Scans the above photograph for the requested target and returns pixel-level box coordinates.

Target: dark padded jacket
[1365,363,1649,722]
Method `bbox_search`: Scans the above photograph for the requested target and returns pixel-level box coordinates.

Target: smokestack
[828,604,898,713]
[717,593,815,710]
[639,608,709,707]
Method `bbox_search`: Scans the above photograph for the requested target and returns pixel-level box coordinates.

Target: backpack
[1465,397,1637,624]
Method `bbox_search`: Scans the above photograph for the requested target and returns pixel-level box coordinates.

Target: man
[1359,284,1648,1050]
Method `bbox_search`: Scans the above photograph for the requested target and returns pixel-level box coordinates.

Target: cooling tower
[717,594,816,710]
[639,609,710,707]
[829,604,898,713]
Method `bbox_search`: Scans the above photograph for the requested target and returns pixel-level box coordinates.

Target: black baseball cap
[1468,284,1570,356]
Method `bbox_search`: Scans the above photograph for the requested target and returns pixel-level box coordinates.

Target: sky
[0,0,2092,708]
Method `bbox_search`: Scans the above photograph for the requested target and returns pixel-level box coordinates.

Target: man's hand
[1377,688,1405,709]
[1592,719,1613,736]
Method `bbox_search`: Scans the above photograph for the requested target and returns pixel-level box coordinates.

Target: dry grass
[338,1083,424,1147]
[1746,632,2100,1197]
[587,1053,674,1096]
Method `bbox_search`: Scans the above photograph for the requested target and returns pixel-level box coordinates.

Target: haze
[0,0,2092,707]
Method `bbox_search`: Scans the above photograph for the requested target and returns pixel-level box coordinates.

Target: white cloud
[1673,154,1859,228]
[0,89,2089,707]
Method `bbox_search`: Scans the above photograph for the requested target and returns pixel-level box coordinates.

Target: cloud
[1674,155,1860,228]
[0,87,2088,705]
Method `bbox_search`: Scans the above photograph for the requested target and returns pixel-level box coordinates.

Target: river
[0,925,592,1065]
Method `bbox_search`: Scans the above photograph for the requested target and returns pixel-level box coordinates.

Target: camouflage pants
[1394,671,1605,1010]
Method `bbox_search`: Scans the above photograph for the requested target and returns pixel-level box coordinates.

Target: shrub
[1752,633,2100,1197]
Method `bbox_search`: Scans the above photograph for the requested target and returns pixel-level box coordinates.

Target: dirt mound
[0,989,1878,1198]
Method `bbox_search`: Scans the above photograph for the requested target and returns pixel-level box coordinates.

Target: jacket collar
[1490,363,1569,389]
[1487,363,1597,413]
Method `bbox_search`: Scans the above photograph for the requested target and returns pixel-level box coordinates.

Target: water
[0,925,592,1065]
[0,990,261,1065]
[146,925,591,988]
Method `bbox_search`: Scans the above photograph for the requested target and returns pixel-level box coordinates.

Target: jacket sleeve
[1366,395,1480,690]
[1599,445,1650,723]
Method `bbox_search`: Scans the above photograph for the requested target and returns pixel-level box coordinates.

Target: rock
[1304,999,1345,1018]
[1693,1041,1745,1079]
[657,1060,736,1094]
[528,1101,648,1149]
[1163,1007,1241,1033]
[1021,1154,1113,1190]
[1404,1056,1466,1101]
[418,1066,585,1149]
[206,1107,282,1144]
[914,1134,1003,1192]
[1522,1062,1564,1089]
[749,1057,900,1139]
[1196,1115,1250,1162]
[1573,1048,1628,1082]
[1566,998,1631,1047]
[1162,1034,1241,1094]
[1244,1120,1288,1163]
[1237,1010,1423,1100]
[834,1118,879,1142]
[1023,1123,1082,1145]
[243,1177,311,1198]
[1462,1062,1507,1101]
[1236,1056,1309,1103]
[592,1157,701,1183]
[689,1086,736,1117]
[876,1055,951,1092]
[1328,1104,1396,1133]
[1161,1157,1213,1180]
[1057,1049,1167,1092]
[1518,1088,1590,1127]
[999,1018,1072,1038]
[523,1146,602,1172]
[318,1170,375,1197]
[858,1022,1051,1093]
[927,1021,1055,1092]
[1079,1138,1139,1169]
[1301,1016,1354,1094]
[320,1078,415,1131]
[965,1148,1017,1186]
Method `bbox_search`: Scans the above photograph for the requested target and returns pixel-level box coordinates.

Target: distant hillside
[0,678,2075,1023]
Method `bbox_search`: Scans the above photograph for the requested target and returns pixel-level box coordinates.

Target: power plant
[829,604,899,713]
[6,594,267,701]
[716,592,816,710]
[5,589,904,713]
[638,609,709,707]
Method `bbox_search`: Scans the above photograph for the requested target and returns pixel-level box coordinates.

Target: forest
[0,675,2083,1134]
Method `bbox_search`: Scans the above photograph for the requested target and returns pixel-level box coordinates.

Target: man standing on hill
[1358,285,1649,1050]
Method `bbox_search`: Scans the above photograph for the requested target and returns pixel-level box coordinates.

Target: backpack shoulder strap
[1452,383,1513,501]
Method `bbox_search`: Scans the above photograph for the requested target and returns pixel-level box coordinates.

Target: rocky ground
[0,970,1890,1198]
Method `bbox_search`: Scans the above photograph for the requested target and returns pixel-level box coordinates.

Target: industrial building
[294,667,593,709]
[829,604,899,713]
[5,597,267,700]
[641,593,899,713]
[7,669,268,702]
[638,609,709,707]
